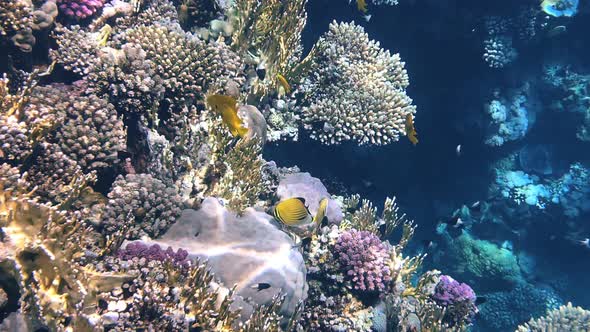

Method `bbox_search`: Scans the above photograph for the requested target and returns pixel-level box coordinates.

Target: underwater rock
[132,197,307,326]
[277,172,343,224]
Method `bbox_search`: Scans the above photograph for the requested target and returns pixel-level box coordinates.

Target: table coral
[298,21,416,145]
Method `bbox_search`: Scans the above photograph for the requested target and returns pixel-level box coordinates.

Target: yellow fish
[273,197,329,227]
[206,94,249,137]
[314,197,329,224]
[405,114,418,145]
[276,74,291,94]
[357,0,368,13]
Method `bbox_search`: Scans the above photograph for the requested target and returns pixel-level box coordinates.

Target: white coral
[298,21,416,145]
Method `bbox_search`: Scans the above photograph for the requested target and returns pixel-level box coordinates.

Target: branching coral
[517,302,590,331]
[84,44,165,118]
[98,173,183,239]
[56,0,105,20]
[431,275,478,326]
[297,21,416,145]
[229,0,307,98]
[208,119,265,214]
[0,173,126,331]
[341,195,410,240]
[334,229,392,292]
[119,22,244,107]
[51,88,126,172]
[50,24,104,74]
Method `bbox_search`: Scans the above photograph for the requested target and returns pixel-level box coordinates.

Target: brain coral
[298,21,416,145]
[135,197,307,328]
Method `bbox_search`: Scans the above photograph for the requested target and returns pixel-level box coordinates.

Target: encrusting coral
[297,21,416,145]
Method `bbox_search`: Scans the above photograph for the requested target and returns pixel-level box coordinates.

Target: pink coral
[57,0,105,19]
[334,229,392,292]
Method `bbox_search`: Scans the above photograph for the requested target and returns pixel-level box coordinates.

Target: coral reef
[334,229,392,292]
[297,21,416,145]
[276,172,343,224]
[484,85,536,146]
[479,283,562,331]
[84,43,165,118]
[56,0,105,20]
[97,173,184,239]
[436,232,524,292]
[517,302,590,331]
[133,197,308,327]
[431,275,478,326]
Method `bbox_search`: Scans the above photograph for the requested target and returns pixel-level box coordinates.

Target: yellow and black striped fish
[273,197,312,226]
[314,197,329,224]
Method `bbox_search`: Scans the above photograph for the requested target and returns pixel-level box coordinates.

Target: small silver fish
[456,144,462,156]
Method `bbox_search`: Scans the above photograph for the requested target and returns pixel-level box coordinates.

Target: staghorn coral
[208,120,265,214]
[341,195,410,241]
[517,302,590,331]
[56,0,105,20]
[84,44,165,118]
[119,22,244,107]
[98,173,183,239]
[92,251,240,330]
[229,0,307,98]
[298,21,416,145]
[334,229,392,292]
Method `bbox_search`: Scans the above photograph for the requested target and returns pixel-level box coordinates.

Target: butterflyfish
[274,197,330,227]
[206,94,249,138]
[405,114,418,145]
[314,197,329,224]
[273,197,312,226]
[357,0,368,13]
[276,74,291,94]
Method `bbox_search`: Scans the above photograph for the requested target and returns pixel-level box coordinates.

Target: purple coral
[334,229,391,292]
[432,275,478,325]
[118,242,190,267]
[57,0,105,20]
